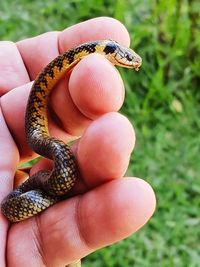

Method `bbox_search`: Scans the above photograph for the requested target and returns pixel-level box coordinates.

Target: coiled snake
[1,40,142,267]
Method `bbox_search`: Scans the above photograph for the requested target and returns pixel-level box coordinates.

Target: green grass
[0,0,199,266]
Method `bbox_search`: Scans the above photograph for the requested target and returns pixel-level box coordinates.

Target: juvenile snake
[1,39,142,267]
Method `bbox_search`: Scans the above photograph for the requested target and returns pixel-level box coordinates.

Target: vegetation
[0,0,199,266]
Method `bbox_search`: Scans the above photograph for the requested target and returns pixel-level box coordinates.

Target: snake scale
[1,39,142,267]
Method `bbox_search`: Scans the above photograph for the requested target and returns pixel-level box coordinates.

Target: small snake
[1,40,142,267]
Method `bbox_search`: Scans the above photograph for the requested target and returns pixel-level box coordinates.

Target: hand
[0,17,156,267]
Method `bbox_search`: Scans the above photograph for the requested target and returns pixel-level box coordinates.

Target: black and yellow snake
[1,39,142,267]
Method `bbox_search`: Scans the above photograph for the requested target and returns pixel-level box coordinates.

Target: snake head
[102,40,142,71]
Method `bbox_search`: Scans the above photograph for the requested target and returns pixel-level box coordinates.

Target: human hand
[0,17,156,266]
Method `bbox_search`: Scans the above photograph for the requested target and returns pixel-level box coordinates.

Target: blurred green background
[0,0,199,266]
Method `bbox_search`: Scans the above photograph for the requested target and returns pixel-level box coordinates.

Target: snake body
[1,40,142,266]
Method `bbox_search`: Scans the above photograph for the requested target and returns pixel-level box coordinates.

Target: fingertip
[69,54,124,119]
[123,177,156,229]
[78,177,156,248]
[77,112,135,186]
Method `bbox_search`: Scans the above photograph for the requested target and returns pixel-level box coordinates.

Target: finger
[0,107,19,267]
[0,41,30,95]
[0,83,32,161]
[17,17,130,79]
[0,83,72,162]
[0,108,19,198]
[17,31,60,80]
[30,112,135,191]
[69,54,124,120]
[7,178,156,266]
[77,112,135,188]
[50,54,125,136]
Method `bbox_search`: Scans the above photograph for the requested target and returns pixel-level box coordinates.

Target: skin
[0,17,156,267]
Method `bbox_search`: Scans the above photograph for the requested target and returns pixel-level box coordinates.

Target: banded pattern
[1,40,142,267]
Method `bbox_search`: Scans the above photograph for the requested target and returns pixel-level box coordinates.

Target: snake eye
[125,53,133,62]
[103,40,118,55]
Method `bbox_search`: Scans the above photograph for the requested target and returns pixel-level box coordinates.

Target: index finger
[17,17,130,79]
